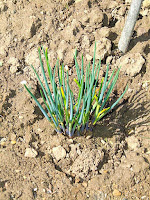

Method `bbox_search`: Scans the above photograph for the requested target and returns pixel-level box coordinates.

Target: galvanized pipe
[118,0,143,53]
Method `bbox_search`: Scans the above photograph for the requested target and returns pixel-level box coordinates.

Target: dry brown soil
[0,0,150,199]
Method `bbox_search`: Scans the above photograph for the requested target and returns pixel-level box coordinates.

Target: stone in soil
[126,135,140,151]
[52,145,66,161]
[25,148,38,158]
[116,53,145,76]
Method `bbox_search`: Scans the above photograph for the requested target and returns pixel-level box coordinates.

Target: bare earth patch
[0,0,150,199]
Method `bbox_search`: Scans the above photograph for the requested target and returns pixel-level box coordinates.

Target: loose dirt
[0,0,150,199]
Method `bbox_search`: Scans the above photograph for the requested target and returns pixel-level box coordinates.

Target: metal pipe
[118,0,143,53]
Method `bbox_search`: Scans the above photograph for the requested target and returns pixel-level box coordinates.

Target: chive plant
[24,43,128,137]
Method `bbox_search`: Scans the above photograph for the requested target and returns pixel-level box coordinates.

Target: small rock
[142,81,149,89]
[113,189,121,197]
[146,151,150,155]
[67,139,74,144]
[25,148,38,158]
[10,65,18,74]
[32,141,38,149]
[143,0,150,8]
[0,60,3,66]
[8,57,18,66]
[8,57,19,73]
[85,130,93,139]
[101,139,106,145]
[52,145,66,161]
[75,0,82,3]
[0,141,6,146]
[103,170,108,174]
[19,115,24,119]
[15,169,20,173]
[86,135,92,139]
[116,53,145,76]
[82,181,88,187]
[0,138,7,146]
[128,129,135,135]
[86,54,92,61]
[25,49,39,67]
[126,135,140,151]
[11,140,16,145]
[106,56,113,64]
[141,196,147,199]
[141,9,149,16]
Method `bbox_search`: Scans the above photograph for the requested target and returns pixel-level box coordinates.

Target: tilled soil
[0,0,150,199]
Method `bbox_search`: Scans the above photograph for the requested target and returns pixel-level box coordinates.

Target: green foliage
[24,43,128,137]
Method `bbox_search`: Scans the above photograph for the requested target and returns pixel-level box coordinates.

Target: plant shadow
[93,87,150,139]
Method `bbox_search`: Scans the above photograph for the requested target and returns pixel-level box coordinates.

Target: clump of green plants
[23,43,128,137]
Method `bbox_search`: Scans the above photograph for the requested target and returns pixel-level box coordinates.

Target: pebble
[15,170,20,173]
[103,170,108,174]
[141,196,147,199]
[25,148,38,158]
[116,53,145,77]
[113,189,122,197]
[106,56,113,64]
[101,139,106,145]
[8,57,18,65]
[86,54,92,61]
[128,129,135,135]
[52,145,66,161]
[0,141,6,146]
[126,135,140,151]
[146,151,150,155]
[10,65,18,74]
[67,139,74,144]
[82,181,88,187]
[141,9,149,16]
[8,57,19,74]
[11,140,16,145]
[0,60,3,66]
[75,0,82,3]
[0,138,7,146]
[143,0,150,8]
[19,115,24,119]
[86,135,92,139]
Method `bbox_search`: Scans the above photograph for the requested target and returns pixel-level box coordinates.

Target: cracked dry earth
[0,0,150,199]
